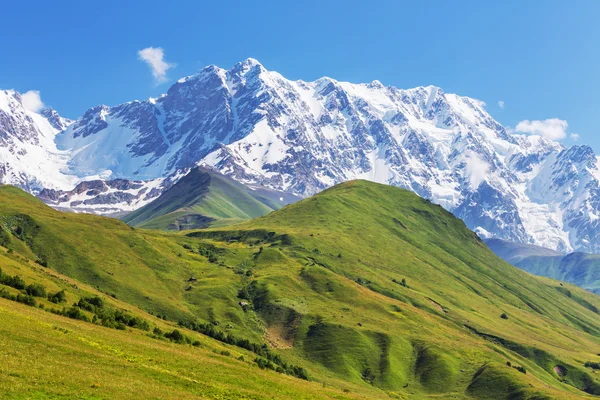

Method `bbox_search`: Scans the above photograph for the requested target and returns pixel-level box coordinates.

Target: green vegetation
[123,167,291,230]
[0,181,599,399]
[585,361,600,370]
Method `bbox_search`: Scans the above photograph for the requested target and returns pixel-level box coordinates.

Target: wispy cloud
[21,90,44,113]
[570,133,580,141]
[514,118,568,141]
[137,47,175,83]
[497,100,504,109]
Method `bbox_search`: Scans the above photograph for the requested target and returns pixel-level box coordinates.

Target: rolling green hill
[0,181,599,399]
[486,238,600,295]
[123,167,297,230]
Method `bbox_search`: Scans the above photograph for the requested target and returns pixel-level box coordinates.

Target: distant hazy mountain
[486,238,600,295]
[3,60,600,252]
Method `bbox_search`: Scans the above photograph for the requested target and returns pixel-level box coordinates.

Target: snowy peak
[41,108,73,132]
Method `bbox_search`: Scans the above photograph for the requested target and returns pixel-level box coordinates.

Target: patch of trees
[391,278,408,288]
[178,319,308,380]
[0,268,149,331]
[355,277,371,286]
[182,243,219,263]
[76,295,150,331]
[0,288,38,307]
[585,361,600,370]
[187,229,291,247]
[506,361,526,373]
[48,290,66,304]
[0,268,27,290]
[514,365,527,374]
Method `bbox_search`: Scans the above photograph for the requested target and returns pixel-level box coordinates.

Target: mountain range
[2,59,600,253]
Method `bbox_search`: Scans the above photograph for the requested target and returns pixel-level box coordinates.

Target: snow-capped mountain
[0,89,78,191]
[37,170,185,215]
[2,59,600,252]
[0,89,173,212]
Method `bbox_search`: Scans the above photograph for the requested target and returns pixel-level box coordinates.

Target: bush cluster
[183,243,220,263]
[178,319,308,380]
[0,288,38,307]
[585,361,600,370]
[513,365,527,374]
[0,268,149,331]
[76,295,150,330]
[391,278,408,288]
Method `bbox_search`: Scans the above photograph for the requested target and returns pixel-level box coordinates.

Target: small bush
[16,293,37,306]
[585,361,600,370]
[64,306,90,322]
[48,290,66,304]
[362,368,375,385]
[513,365,527,374]
[26,284,47,298]
[165,329,185,343]
[1,274,26,290]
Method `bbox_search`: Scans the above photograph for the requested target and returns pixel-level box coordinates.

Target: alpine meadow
[1,2,600,399]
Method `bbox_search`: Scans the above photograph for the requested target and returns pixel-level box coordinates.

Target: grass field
[0,181,599,399]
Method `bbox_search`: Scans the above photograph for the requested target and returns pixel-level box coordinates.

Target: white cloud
[21,90,45,113]
[570,133,580,141]
[137,47,175,83]
[514,118,569,140]
[497,100,504,109]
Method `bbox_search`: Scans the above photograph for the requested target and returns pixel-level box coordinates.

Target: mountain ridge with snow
[2,59,600,252]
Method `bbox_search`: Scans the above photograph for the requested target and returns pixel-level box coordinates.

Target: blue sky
[3,0,600,149]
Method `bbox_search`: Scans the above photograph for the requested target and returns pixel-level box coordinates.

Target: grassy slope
[0,249,359,400]
[0,182,599,399]
[123,168,282,230]
[486,239,600,294]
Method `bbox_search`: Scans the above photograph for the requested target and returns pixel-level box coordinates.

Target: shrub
[178,319,308,380]
[585,361,600,370]
[165,329,185,343]
[16,293,37,307]
[48,290,66,304]
[64,306,90,322]
[26,284,47,298]
[77,296,104,312]
[1,274,26,290]
[362,368,375,384]
[392,278,408,288]
[513,365,527,374]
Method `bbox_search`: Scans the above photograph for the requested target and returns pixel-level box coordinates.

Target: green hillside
[0,182,600,399]
[123,167,295,230]
[486,238,600,294]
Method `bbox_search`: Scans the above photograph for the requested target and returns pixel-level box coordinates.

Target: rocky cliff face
[2,60,600,252]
